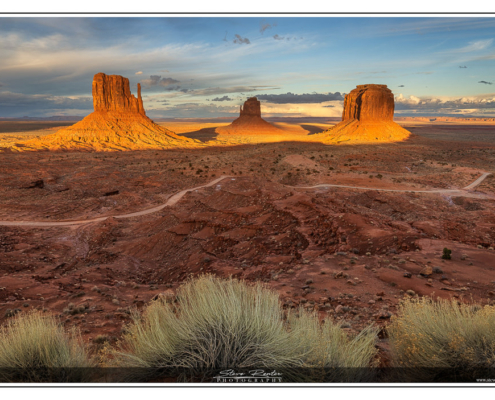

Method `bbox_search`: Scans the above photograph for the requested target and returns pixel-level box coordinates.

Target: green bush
[0,310,94,382]
[388,297,495,381]
[111,275,378,382]
[442,248,452,260]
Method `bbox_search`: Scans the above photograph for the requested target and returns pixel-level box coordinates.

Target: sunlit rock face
[318,84,411,144]
[342,84,395,122]
[14,73,199,151]
[92,73,145,115]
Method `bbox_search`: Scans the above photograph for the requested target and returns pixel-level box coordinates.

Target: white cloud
[394,92,495,116]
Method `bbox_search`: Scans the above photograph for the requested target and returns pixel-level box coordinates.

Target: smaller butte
[215,97,283,136]
[317,84,411,144]
[14,73,200,152]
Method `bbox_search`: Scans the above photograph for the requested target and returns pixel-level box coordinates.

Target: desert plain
[1,111,495,365]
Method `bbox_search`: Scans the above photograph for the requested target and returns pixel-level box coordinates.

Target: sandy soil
[0,121,494,364]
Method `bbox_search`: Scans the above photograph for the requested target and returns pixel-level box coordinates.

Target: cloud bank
[256,92,344,104]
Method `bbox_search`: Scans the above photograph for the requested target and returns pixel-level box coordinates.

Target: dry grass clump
[388,297,495,380]
[0,310,94,382]
[111,275,378,382]
[288,309,379,382]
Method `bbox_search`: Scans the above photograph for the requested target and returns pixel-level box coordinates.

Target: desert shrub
[111,275,378,382]
[388,297,495,381]
[0,310,94,382]
[442,248,452,260]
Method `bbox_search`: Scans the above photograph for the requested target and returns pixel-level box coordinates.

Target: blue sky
[1,16,495,118]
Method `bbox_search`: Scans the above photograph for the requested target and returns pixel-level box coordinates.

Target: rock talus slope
[14,73,199,151]
[318,84,411,144]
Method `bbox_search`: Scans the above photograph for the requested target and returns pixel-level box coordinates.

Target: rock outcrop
[15,73,199,151]
[92,73,145,115]
[215,97,283,136]
[318,84,411,144]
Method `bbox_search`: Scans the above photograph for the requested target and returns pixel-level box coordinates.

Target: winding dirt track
[0,175,232,227]
[0,172,491,227]
[289,172,493,194]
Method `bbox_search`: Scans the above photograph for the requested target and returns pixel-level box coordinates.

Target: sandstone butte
[316,84,411,144]
[215,97,283,136]
[13,73,200,151]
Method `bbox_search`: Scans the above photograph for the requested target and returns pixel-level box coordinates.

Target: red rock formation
[342,84,394,122]
[319,84,411,144]
[215,97,283,136]
[92,73,145,115]
[16,73,199,151]
[239,97,261,117]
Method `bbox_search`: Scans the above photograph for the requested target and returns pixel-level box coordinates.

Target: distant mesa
[215,97,283,135]
[14,73,199,151]
[318,84,411,144]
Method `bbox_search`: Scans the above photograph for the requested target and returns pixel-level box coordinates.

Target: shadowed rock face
[239,97,261,117]
[318,84,411,144]
[342,84,394,122]
[92,73,145,115]
[14,73,199,151]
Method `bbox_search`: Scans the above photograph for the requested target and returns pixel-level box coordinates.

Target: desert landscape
[1,16,495,384]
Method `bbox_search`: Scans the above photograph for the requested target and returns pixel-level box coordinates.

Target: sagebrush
[0,310,94,382]
[388,297,495,381]
[111,275,379,382]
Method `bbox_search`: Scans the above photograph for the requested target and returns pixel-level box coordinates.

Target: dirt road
[0,172,491,227]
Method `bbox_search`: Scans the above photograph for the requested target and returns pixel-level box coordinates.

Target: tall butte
[215,97,283,136]
[318,84,410,144]
[15,73,199,151]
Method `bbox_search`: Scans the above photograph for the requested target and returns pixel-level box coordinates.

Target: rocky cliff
[92,73,145,115]
[317,84,411,144]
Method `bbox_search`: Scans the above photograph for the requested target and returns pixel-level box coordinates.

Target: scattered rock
[23,179,44,189]
[103,190,120,197]
[419,265,433,277]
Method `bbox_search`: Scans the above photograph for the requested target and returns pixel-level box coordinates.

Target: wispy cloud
[211,95,233,101]
[454,39,493,53]
[479,80,493,85]
[141,75,180,87]
[185,86,279,96]
[375,18,495,37]
[233,34,250,45]
[260,20,276,35]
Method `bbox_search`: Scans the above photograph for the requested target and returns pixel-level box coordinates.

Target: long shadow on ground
[179,127,219,142]
[300,124,326,135]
